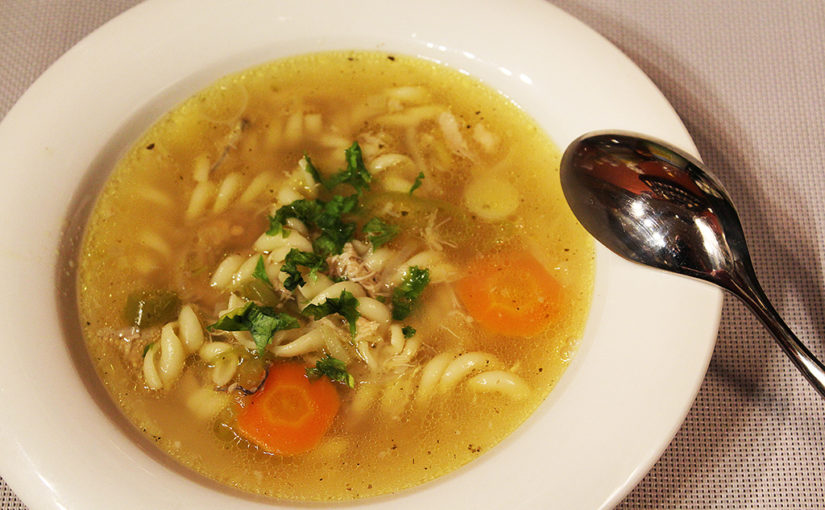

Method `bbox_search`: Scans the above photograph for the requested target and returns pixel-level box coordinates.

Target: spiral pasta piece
[199,341,239,387]
[271,327,326,357]
[186,181,216,220]
[385,336,421,371]
[186,387,231,420]
[368,153,415,174]
[347,382,380,423]
[136,185,175,208]
[356,297,391,324]
[137,230,172,259]
[142,305,205,390]
[393,250,457,284]
[465,371,530,400]
[253,229,313,256]
[210,252,281,291]
[215,294,256,350]
[438,352,499,393]
[307,281,367,306]
[239,171,276,203]
[142,343,163,390]
[158,322,186,387]
[381,370,418,419]
[298,274,335,301]
[212,172,243,213]
[415,352,454,404]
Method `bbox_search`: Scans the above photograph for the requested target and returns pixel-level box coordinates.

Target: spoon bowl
[560,131,825,397]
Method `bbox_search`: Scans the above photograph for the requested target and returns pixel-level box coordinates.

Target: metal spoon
[560,130,825,398]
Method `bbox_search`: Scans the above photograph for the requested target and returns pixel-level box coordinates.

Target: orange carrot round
[455,251,562,337]
[237,362,340,456]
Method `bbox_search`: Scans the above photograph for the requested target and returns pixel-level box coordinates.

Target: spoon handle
[731,278,825,398]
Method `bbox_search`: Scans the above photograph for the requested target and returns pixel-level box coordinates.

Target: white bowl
[0,0,721,508]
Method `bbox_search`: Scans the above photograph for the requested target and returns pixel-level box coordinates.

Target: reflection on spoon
[560,131,825,398]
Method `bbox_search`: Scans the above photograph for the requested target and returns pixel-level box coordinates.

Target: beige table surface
[2,1,824,508]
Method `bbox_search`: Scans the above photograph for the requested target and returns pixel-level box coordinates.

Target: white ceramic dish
[0,0,722,508]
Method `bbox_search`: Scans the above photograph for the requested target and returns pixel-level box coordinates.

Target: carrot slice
[237,362,340,455]
[455,251,562,337]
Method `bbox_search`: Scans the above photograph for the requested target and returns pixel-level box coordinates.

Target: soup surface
[78,51,593,500]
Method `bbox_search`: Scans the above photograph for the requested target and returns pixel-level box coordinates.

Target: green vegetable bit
[208,302,300,355]
[280,249,328,291]
[302,154,324,188]
[266,198,322,237]
[306,355,355,388]
[363,217,399,249]
[252,255,272,285]
[267,195,358,257]
[123,289,180,328]
[301,290,361,337]
[391,266,430,320]
[312,194,359,256]
[402,325,416,338]
[239,279,280,308]
[409,171,425,195]
[301,142,371,194]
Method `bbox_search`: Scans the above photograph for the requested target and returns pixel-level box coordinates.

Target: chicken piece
[327,242,382,296]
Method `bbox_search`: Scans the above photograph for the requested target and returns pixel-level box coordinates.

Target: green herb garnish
[301,290,361,337]
[123,289,180,328]
[409,171,425,195]
[402,326,416,338]
[280,249,328,291]
[312,194,359,256]
[302,154,324,187]
[391,266,430,320]
[266,199,322,237]
[363,217,399,249]
[207,302,300,355]
[252,255,271,285]
[306,355,355,388]
[267,194,358,256]
[303,142,371,194]
[326,142,372,193]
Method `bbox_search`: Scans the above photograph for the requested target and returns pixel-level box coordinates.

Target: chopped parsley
[280,249,328,291]
[207,302,300,355]
[409,171,425,195]
[267,194,358,257]
[391,266,430,320]
[266,199,322,237]
[312,194,359,256]
[363,217,399,248]
[301,290,361,337]
[306,355,355,388]
[251,255,271,285]
[302,154,324,188]
[123,289,180,328]
[304,142,371,194]
[402,326,416,338]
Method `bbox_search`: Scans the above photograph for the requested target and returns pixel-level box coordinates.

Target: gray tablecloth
[2,1,824,508]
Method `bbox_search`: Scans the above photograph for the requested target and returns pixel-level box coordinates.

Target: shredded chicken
[327,242,382,296]
[210,118,249,173]
[420,212,457,252]
[99,326,146,369]
[379,201,401,218]
[438,111,475,162]
[354,317,382,345]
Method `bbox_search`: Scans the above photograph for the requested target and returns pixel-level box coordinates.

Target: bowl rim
[0,0,722,508]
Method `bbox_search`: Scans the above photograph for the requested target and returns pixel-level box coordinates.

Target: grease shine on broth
[78,51,593,500]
